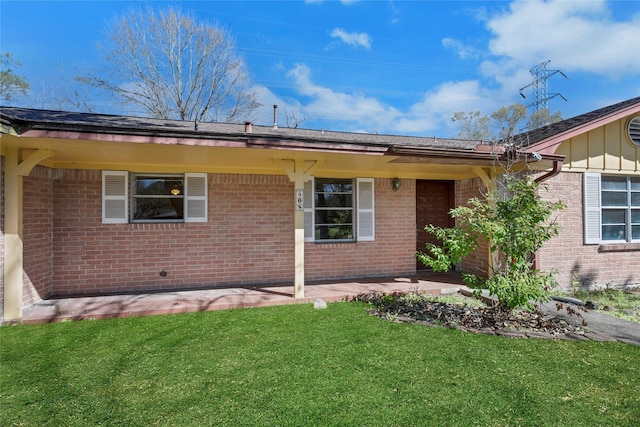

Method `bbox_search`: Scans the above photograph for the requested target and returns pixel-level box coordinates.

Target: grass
[570,288,640,324]
[2,302,639,426]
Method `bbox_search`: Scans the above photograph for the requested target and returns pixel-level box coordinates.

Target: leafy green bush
[417,174,565,310]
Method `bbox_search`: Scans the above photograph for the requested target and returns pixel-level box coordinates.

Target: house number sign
[295,189,304,211]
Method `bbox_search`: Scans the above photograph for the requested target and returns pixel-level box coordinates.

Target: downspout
[534,158,563,184]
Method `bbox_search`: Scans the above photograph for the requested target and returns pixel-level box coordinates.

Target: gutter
[386,145,503,161]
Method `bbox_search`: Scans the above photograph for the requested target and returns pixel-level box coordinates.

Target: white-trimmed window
[102,171,207,224]
[584,173,640,243]
[304,177,374,242]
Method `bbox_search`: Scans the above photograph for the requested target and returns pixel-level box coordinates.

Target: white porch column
[3,148,54,321]
[277,159,321,299]
[4,147,23,321]
[293,178,305,299]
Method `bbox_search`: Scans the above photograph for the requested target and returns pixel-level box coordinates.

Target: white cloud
[387,0,400,25]
[395,80,497,136]
[442,37,479,60]
[281,64,503,136]
[285,63,400,131]
[486,0,640,75]
[330,28,372,49]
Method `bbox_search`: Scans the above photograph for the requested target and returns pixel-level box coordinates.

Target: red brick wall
[23,166,54,304]
[305,178,416,280]
[31,171,417,297]
[49,172,295,295]
[538,172,640,290]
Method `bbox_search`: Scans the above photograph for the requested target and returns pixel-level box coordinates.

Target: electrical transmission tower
[519,60,568,113]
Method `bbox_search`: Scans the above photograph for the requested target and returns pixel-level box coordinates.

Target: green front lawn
[2,302,639,426]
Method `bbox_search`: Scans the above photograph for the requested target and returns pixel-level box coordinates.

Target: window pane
[602,209,626,224]
[314,178,354,241]
[601,191,628,206]
[315,179,353,193]
[315,225,353,240]
[632,209,640,223]
[602,225,625,241]
[601,176,627,190]
[133,198,183,220]
[632,192,640,207]
[633,225,640,240]
[315,209,353,225]
[631,178,640,191]
[315,193,354,208]
[134,176,184,196]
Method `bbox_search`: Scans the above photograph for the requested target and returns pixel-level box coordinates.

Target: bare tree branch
[77,6,260,122]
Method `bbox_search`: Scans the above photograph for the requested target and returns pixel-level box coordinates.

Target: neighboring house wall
[538,115,640,290]
[20,169,418,297]
[538,171,640,289]
[555,116,639,173]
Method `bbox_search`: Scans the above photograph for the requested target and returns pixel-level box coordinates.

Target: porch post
[277,159,321,299]
[293,173,305,299]
[3,147,23,321]
[3,148,54,322]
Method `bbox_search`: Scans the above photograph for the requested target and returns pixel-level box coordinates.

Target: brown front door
[416,180,454,270]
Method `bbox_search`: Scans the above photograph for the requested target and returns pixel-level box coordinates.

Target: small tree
[0,52,30,102]
[417,173,565,310]
[452,103,562,140]
[491,104,527,139]
[526,108,563,130]
[451,110,492,140]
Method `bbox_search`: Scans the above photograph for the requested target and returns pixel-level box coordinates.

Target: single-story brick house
[1,97,639,322]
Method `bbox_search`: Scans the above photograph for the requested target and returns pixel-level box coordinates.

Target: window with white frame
[584,173,640,243]
[102,171,207,224]
[132,174,185,221]
[304,177,374,242]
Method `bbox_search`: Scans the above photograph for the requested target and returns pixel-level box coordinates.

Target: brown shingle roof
[512,96,640,147]
[0,106,480,151]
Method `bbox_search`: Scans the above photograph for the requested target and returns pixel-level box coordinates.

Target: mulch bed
[351,291,600,341]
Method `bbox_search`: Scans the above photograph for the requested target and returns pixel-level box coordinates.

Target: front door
[416,180,454,270]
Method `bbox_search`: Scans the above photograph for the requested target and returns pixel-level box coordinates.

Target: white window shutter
[357,178,375,241]
[102,171,128,224]
[185,173,208,223]
[304,177,314,242]
[583,172,601,244]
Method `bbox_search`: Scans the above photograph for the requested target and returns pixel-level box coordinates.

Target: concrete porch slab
[18,272,467,324]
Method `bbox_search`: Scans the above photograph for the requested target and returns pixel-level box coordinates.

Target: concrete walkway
[541,300,640,346]
[18,272,466,324]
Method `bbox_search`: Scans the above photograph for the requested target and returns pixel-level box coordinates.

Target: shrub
[417,174,564,310]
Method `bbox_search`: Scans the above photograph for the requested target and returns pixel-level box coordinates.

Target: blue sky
[2,0,639,137]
